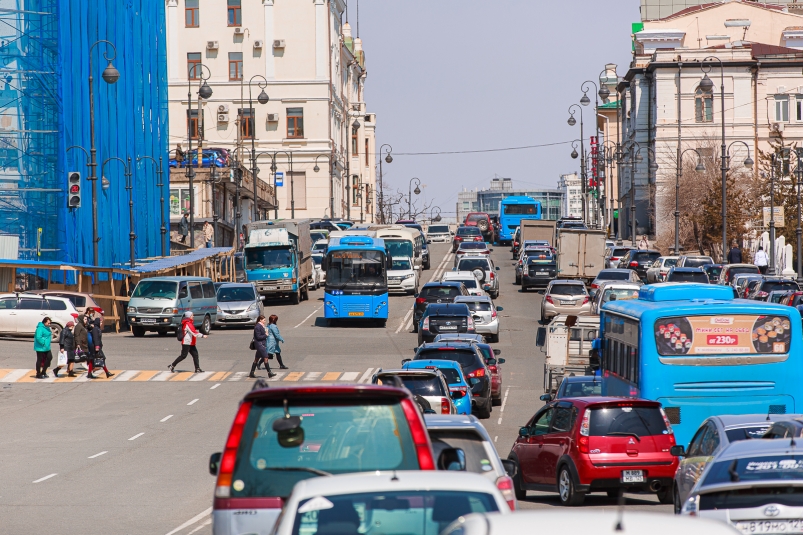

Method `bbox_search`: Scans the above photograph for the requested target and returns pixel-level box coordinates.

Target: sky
[356,0,641,219]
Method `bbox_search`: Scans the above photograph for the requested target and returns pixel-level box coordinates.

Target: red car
[475,343,503,405]
[464,212,494,242]
[508,397,677,506]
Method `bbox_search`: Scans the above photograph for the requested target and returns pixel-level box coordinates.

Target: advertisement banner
[654,315,791,357]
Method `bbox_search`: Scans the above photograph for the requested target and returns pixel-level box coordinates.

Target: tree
[755,136,801,248]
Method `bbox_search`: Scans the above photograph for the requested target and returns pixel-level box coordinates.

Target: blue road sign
[275,171,284,187]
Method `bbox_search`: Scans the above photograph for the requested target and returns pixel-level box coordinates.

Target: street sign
[762,206,784,227]
[613,209,619,219]
[275,171,284,187]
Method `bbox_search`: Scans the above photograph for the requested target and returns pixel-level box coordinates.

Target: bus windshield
[503,204,538,215]
[326,249,386,287]
[384,239,413,259]
[245,247,294,270]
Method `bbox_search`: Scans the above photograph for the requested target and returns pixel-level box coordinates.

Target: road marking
[395,306,414,334]
[340,371,359,381]
[207,371,229,382]
[187,518,212,535]
[210,383,221,390]
[33,473,57,483]
[303,372,321,381]
[113,370,140,381]
[322,372,341,380]
[1,369,28,382]
[357,368,374,383]
[295,306,322,328]
[88,451,107,459]
[164,507,212,535]
[267,372,286,381]
[0,369,370,384]
[128,432,144,441]
[494,436,498,443]
[161,415,173,422]
[187,398,199,406]
[228,371,248,382]
[132,370,160,382]
[283,372,304,382]
[496,387,511,426]
[170,371,194,382]
[0,368,13,380]
[190,371,214,381]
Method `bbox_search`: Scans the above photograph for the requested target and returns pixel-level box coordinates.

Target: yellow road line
[208,371,230,381]
[283,372,304,382]
[16,371,40,383]
[0,369,14,380]
[170,371,195,382]
[322,372,342,381]
[131,370,160,382]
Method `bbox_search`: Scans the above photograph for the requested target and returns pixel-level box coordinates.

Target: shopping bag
[93,357,106,368]
[57,350,68,367]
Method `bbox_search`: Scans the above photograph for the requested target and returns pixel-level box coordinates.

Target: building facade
[558,173,583,218]
[165,0,376,233]
[640,0,803,21]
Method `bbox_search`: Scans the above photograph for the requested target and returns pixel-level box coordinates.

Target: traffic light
[68,172,81,208]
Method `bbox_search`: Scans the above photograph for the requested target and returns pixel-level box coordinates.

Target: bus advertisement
[499,196,542,243]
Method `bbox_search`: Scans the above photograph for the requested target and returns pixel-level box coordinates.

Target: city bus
[322,235,390,326]
[498,196,542,243]
[598,283,803,446]
[354,224,424,270]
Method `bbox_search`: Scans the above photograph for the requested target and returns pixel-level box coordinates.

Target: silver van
[127,276,217,337]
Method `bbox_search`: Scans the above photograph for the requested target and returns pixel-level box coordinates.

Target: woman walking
[266,314,288,370]
[249,315,276,378]
[34,317,52,379]
[52,320,76,378]
[169,311,206,373]
[87,317,114,379]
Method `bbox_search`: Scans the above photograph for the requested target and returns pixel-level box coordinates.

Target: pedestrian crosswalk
[0,368,377,384]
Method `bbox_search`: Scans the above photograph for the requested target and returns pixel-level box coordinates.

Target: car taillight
[489,365,497,373]
[441,398,451,414]
[582,296,589,305]
[467,317,475,330]
[400,398,435,470]
[518,260,522,265]
[491,309,497,318]
[474,237,482,241]
[215,401,252,498]
[496,475,517,511]
[545,296,554,304]
[467,367,485,378]
[757,291,768,298]
[490,272,495,280]
[71,313,79,319]
[415,297,426,305]
[455,237,463,242]
[580,409,590,437]
[514,242,519,247]
[660,407,675,438]
[629,261,638,267]
[422,317,429,330]
[590,283,598,289]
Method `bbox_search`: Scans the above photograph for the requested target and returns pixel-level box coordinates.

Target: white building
[558,173,583,218]
[165,0,376,230]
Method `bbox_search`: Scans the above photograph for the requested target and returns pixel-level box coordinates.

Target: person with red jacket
[168,311,206,373]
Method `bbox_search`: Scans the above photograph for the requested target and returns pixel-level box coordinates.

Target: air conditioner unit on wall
[234,27,244,35]
[273,39,286,49]
[266,113,279,122]
[206,41,219,50]
[218,104,229,113]
[771,122,785,133]
[218,113,229,123]
[254,40,263,49]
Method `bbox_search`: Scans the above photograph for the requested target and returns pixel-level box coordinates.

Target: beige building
[165,0,376,233]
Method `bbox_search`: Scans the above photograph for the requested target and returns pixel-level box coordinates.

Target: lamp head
[695,161,706,172]
[434,214,442,222]
[199,80,213,99]
[352,119,360,130]
[567,115,576,127]
[744,156,754,167]
[699,73,714,92]
[649,160,659,172]
[270,163,277,172]
[101,176,111,190]
[257,89,270,105]
[313,164,320,173]
[102,61,120,84]
[385,153,393,164]
[414,186,421,195]
[598,84,610,100]
[580,93,591,106]
[571,149,578,159]
[635,152,643,162]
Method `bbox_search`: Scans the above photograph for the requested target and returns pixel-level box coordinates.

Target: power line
[394,140,573,156]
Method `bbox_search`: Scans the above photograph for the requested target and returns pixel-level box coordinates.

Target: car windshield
[421,286,461,299]
[703,456,803,487]
[385,239,413,259]
[132,280,178,299]
[313,242,327,251]
[459,301,492,312]
[428,225,449,233]
[684,257,713,267]
[326,250,386,286]
[597,271,631,281]
[663,258,679,268]
[558,379,602,398]
[217,286,256,302]
[725,425,772,442]
[588,406,668,437]
[634,252,660,262]
[391,259,412,270]
[245,247,294,270]
[669,271,709,283]
[504,204,538,215]
[416,349,477,368]
[457,259,490,272]
[602,288,640,304]
[611,248,632,257]
[310,232,327,242]
[549,284,586,296]
[429,430,496,475]
[311,256,323,266]
[525,249,552,259]
[457,227,481,236]
[292,490,498,535]
[459,243,487,250]
[763,281,799,293]
[704,266,723,277]
[450,278,476,289]
[728,267,759,281]
[231,399,419,499]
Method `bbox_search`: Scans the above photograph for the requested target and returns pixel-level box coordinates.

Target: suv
[208,384,436,531]
[455,256,500,299]
[521,249,557,290]
[617,249,661,281]
[665,267,709,284]
[718,263,760,286]
[427,224,452,243]
[410,342,493,419]
[413,282,469,332]
[509,398,678,506]
[747,277,800,301]
[605,246,635,269]
[371,368,457,415]
[540,280,591,322]
[677,255,714,268]
[464,212,494,242]
[454,295,502,343]
[0,293,80,341]
[452,226,484,252]
[418,303,476,345]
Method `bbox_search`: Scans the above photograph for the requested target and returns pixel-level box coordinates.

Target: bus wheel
[289,290,300,305]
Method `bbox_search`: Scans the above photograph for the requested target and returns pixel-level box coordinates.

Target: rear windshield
[601,288,640,305]
[460,301,492,312]
[416,349,477,368]
[438,368,463,385]
[451,278,477,289]
[132,280,178,299]
[703,456,803,487]
[421,286,461,299]
[588,406,668,437]
[430,430,495,475]
[763,281,799,293]
[428,225,450,233]
[217,286,256,302]
[611,248,631,257]
[559,379,602,398]
[395,375,446,397]
[457,259,490,272]
[704,265,723,277]
[727,266,759,281]
[684,257,713,267]
[725,425,772,442]
[633,252,660,262]
[231,399,419,498]
[663,258,679,268]
[466,214,487,223]
[458,243,486,250]
[700,487,803,511]
[669,271,709,283]
[549,284,587,296]
[597,271,631,281]
[457,227,482,236]
[54,294,86,307]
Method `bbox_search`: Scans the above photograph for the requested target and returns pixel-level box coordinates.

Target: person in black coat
[249,315,276,379]
[727,242,742,264]
[87,317,114,379]
[52,321,76,378]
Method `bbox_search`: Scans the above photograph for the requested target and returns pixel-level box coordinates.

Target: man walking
[727,241,742,264]
[179,211,189,244]
[203,221,214,248]
[754,246,769,275]
[169,311,206,373]
[175,144,185,168]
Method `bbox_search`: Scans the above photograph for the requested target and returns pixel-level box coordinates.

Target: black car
[417,303,475,345]
[413,282,469,332]
[452,226,483,252]
[617,249,661,281]
[410,342,492,419]
[540,375,603,402]
[702,263,723,283]
[665,267,710,284]
[521,252,556,290]
[747,278,800,301]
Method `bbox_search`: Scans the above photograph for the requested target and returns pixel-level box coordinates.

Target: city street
[0,243,666,535]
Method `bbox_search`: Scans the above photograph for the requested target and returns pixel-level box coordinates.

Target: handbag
[249,338,256,350]
[57,350,68,367]
[93,356,106,368]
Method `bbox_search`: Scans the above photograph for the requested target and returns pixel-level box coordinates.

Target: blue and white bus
[322,235,390,326]
[499,195,542,243]
[599,283,803,446]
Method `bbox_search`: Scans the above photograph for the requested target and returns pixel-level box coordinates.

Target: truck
[536,314,600,395]
[244,219,313,304]
[520,220,557,246]
[555,228,606,284]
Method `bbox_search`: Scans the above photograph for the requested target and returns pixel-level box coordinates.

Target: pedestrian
[179,211,189,244]
[638,235,650,250]
[52,320,76,378]
[74,314,89,367]
[754,246,769,275]
[175,144,185,168]
[265,314,288,370]
[727,241,742,264]
[168,311,206,373]
[87,317,114,379]
[34,316,52,379]
[203,221,214,248]
[249,315,276,378]
[239,233,245,251]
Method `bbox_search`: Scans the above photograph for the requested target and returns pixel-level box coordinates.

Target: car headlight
[681,496,699,516]
[163,307,178,314]
[246,302,258,312]
[127,307,136,314]
[403,273,415,280]
[216,306,223,315]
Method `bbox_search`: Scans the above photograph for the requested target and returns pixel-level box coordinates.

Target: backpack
[87,330,93,347]
[176,324,185,342]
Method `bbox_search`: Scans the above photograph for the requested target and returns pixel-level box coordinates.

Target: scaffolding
[0,0,59,260]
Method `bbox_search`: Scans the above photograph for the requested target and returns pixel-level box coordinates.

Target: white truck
[536,314,600,395]
[555,228,606,284]
[520,220,557,245]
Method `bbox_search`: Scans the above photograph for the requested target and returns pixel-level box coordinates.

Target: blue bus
[322,235,390,326]
[499,195,542,242]
[599,283,803,446]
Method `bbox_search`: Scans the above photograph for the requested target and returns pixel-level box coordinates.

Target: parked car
[520,249,557,290]
[413,282,469,332]
[207,383,437,532]
[127,276,217,337]
[388,256,419,295]
[677,255,715,268]
[418,303,476,345]
[464,212,494,242]
[404,359,473,416]
[214,283,263,328]
[311,253,325,289]
[28,290,104,318]
[590,282,641,315]
[702,263,724,283]
[452,226,484,252]
[509,397,678,505]
[645,256,679,283]
[441,270,485,297]
[454,295,502,343]
[540,280,591,322]
[589,269,642,297]
[718,263,761,286]
[0,293,79,341]
[617,249,661,281]
[427,224,452,243]
[371,368,457,415]
[746,277,800,301]
[665,267,710,284]
[455,256,500,299]
[605,246,635,270]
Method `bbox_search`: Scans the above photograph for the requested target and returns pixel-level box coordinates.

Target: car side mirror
[495,266,500,270]
[518,427,530,438]
[493,349,501,356]
[501,459,518,478]
[539,394,552,401]
[427,239,432,244]
[670,445,686,457]
[209,452,221,475]
[536,327,546,347]
[486,358,497,366]
[438,448,466,471]
[496,306,503,311]
[497,358,505,364]
[413,293,419,298]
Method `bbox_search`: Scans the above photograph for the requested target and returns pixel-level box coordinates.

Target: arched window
[695,87,713,123]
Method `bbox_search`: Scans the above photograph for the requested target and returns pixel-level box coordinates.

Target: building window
[695,88,713,123]
[797,97,803,121]
[239,108,254,139]
[170,187,192,215]
[187,109,201,140]
[185,0,199,27]
[352,175,359,205]
[287,108,304,138]
[286,172,307,209]
[227,0,242,27]
[187,53,202,80]
[351,128,358,155]
[365,139,369,166]
[776,95,790,122]
[228,52,243,81]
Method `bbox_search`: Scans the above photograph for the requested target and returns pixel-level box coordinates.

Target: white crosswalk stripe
[189,371,214,381]
[339,371,360,381]
[357,369,374,383]
[113,370,140,382]
[228,371,249,381]
[151,371,173,382]
[1,369,28,382]
[267,372,287,382]
[303,372,322,381]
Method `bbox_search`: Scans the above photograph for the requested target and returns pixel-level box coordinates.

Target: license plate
[141,318,157,324]
[621,470,643,483]
[560,300,574,306]
[439,325,458,331]
[348,312,364,317]
[736,520,803,534]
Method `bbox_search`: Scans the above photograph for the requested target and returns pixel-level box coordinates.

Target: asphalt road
[0,242,668,535]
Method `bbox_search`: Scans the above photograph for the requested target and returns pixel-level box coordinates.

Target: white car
[427,223,452,243]
[271,471,512,535]
[311,239,328,255]
[311,253,325,289]
[0,293,79,341]
[453,295,501,342]
[442,270,484,297]
[388,256,419,295]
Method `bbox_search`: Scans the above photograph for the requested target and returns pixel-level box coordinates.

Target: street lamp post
[699,57,729,255]
[569,140,587,220]
[378,144,393,224]
[601,140,618,234]
[567,105,586,223]
[430,206,442,224]
[675,149,706,254]
[408,177,421,220]
[246,75,270,223]
[187,63,212,248]
[581,79,601,228]
[796,148,803,281]
[101,156,134,267]
[208,166,222,246]
[136,155,166,257]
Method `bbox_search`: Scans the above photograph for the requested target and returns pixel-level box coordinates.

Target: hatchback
[605,246,635,269]
[413,282,469,332]
[473,342,504,404]
[520,250,557,290]
[646,256,679,283]
[589,269,642,296]
[718,263,760,285]
[404,359,473,416]
[540,280,591,322]
[29,290,105,318]
[747,278,800,301]
[550,375,602,400]
[509,397,678,506]
[455,257,500,299]
[208,384,435,533]
[418,303,476,345]
[441,271,485,297]
[452,226,484,251]
[371,368,457,415]
[214,283,263,327]
[617,249,661,281]
[665,267,710,284]
[454,295,502,343]
[702,263,723,283]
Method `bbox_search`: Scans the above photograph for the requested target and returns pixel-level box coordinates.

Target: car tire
[289,290,300,305]
[515,275,520,284]
[49,323,62,343]
[606,490,620,499]
[200,315,212,335]
[491,291,499,299]
[489,333,499,343]
[672,486,682,514]
[412,320,419,333]
[157,330,168,337]
[511,458,527,500]
[132,326,146,337]
[558,466,585,506]
[476,400,491,419]
[492,396,501,406]
[657,486,673,505]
